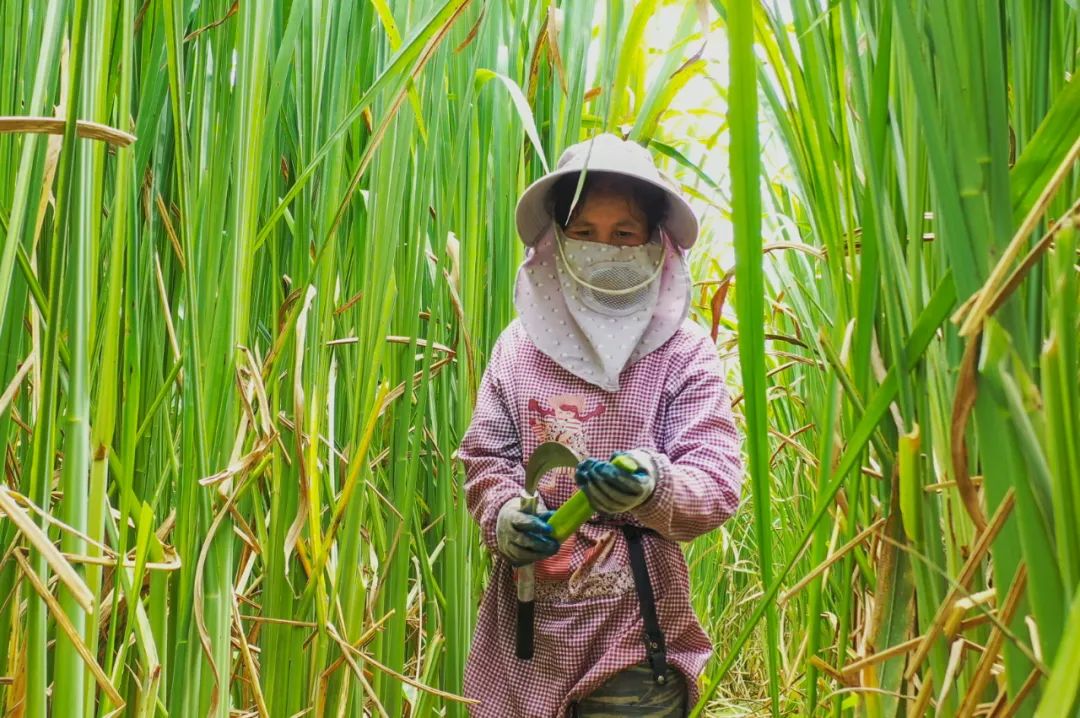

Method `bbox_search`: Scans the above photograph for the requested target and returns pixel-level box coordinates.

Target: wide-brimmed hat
[515,133,700,250]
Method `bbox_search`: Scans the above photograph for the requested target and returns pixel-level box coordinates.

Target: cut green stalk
[549,491,593,542]
[547,453,640,541]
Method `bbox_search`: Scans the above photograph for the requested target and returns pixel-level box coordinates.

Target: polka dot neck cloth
[514,225,692,392]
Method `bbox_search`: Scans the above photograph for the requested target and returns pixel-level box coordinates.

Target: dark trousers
[571,662,688,717]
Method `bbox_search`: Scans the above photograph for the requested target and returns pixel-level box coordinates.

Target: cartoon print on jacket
[523,394,606,580]
[527,394,605,471]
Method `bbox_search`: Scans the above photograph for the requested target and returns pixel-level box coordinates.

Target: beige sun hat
[514,133,700,250]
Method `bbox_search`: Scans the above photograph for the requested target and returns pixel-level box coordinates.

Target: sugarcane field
[2,0,1080,716]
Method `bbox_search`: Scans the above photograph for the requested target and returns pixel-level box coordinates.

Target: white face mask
[552,224,664,389]
[554,226,664,317]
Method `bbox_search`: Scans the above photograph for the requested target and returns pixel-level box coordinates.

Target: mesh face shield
[577,261,655,316]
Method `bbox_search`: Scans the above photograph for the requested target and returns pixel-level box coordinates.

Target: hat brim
[515,166,699,250]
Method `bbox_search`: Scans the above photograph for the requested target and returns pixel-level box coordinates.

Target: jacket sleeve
[458,336,525,553]
[630,331,744,542]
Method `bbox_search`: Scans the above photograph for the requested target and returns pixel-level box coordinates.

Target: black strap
[622,525,668,685]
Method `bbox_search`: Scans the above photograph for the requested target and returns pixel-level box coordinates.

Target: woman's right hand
[496,497,560,566]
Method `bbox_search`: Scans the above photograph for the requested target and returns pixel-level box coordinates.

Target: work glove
[496,496,560,567]
[575,451,656,515]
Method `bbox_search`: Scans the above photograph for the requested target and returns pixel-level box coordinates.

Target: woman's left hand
[575,452,656,514]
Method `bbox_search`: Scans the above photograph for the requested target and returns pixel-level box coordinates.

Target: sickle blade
[524,441,583,494]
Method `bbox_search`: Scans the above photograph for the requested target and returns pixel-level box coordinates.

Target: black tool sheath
[516,599,535,660]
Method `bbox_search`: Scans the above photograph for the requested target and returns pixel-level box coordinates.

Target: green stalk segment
[611,454,640,474]
[547,454,639,542]
[548,491,593,542]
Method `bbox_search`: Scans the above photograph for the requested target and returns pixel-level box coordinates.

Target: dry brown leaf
[0,116,136,146]
[951,334,989,532]
[12,549,124,709]
[0,486,94,612]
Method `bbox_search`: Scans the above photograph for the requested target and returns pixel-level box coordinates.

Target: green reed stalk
[725,1,780,716]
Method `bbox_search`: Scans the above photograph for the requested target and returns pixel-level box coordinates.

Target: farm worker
[458,133,743,717]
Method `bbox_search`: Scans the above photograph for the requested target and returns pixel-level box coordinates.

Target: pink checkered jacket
[458,319,743,717]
